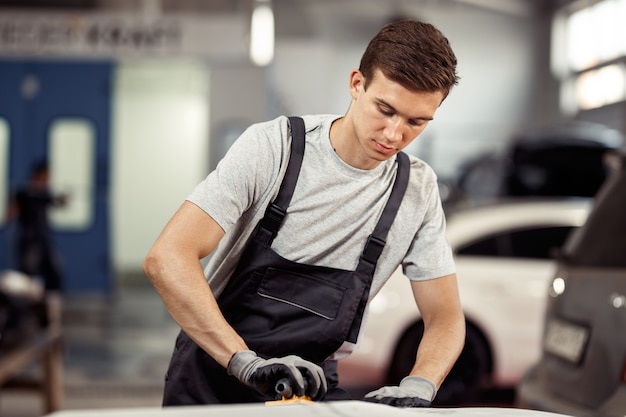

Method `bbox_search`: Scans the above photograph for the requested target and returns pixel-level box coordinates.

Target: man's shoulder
[406,153,437,179]
[403,153,440,199]
[249,114,338,149]
[300,114,340,132]
[252,114,338,133]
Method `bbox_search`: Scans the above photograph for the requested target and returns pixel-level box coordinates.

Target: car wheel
[386,321,492,406]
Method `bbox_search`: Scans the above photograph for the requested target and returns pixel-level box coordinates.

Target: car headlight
[549,276,566,297]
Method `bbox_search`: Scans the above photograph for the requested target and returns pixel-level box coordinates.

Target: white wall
[423,5,536,177]
[111,60,209,273]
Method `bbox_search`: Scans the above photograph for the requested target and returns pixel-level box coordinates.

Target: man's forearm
[143,249,248,368]
[143,202,248,367]
[410,308,465,388]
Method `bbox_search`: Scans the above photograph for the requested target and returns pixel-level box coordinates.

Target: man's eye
[379,107,393,116]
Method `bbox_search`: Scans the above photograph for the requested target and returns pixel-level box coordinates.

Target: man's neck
[329,116,381,170]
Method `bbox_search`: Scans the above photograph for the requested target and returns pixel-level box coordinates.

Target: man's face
[348,68,444,169]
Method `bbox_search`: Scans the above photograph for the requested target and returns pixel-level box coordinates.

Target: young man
[144,19,465,407]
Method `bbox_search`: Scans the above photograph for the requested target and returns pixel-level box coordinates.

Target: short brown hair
[359,20,459,99]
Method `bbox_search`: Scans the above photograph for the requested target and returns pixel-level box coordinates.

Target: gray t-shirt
[187,114,455,356]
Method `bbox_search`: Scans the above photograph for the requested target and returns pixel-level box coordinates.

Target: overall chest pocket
[257,267,347,321]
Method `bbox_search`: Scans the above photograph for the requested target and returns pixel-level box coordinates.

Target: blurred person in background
[144,19,465,408]
[9,161,67,293]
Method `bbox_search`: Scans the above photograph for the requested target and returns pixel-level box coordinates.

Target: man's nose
[384,118,405,143]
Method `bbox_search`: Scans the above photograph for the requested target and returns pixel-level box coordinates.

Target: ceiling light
[249,0,274,67]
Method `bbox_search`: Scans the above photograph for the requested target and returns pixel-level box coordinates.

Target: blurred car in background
[338,198,592,405]
[516,152,626,417]
[448,122,623,207]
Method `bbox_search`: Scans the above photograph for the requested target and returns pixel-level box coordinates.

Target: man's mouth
[373,140,396,155]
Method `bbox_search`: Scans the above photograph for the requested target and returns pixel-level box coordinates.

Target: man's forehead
[367,67,446,98]
[365,71,443,118]
[366,69,422,96]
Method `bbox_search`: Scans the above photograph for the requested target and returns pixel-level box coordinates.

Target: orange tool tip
[265,395,313,405]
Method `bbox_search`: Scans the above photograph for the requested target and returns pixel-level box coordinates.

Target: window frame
[552,0,626,114]
[0,118,9,226]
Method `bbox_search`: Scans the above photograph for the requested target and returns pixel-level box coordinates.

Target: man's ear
[349,69,365,100]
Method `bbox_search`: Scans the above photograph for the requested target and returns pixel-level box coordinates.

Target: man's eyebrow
[375,98,434,121]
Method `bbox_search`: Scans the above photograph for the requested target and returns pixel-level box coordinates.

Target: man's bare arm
[409,273,465,388]
[142,201,248,367]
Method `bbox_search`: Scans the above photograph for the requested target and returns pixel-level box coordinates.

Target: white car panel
[45,402,576,417]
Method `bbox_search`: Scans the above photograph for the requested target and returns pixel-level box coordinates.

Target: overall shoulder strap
[356,151,411,275]
[346,152,410,343]
[256,116,305,245]
[273,117,305,209]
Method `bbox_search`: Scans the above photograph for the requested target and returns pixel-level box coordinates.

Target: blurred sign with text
[0,12,247,60]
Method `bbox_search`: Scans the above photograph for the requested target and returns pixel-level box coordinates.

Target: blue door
[0,60,113,292]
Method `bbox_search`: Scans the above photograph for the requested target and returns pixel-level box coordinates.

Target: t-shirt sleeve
[402,181,455,281]
[186,119,286,232]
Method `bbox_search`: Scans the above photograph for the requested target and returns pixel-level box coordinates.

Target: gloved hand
[227,350,327,400]
[362,375,436,407]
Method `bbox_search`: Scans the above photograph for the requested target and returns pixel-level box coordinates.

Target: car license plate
[544,319,589,363]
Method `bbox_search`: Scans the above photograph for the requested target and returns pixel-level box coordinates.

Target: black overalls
[162,117,410,405]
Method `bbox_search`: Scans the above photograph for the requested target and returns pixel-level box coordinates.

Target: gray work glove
[363,375,436,407]
[227,350,327,400]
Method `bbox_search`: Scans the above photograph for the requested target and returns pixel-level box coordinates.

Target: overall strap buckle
[259,203,286,237]
[360,234,386,267]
